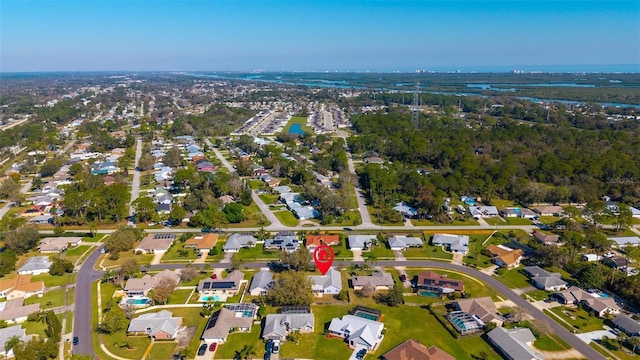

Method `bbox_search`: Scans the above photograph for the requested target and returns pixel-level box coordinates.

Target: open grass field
[273,210,299,227]
[234,244,281,261]
[25,287,72,309]
[147,342,177,359]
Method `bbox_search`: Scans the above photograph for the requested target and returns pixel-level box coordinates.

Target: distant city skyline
[2,1,639,73]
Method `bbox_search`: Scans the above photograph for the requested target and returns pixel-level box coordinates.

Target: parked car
[197,344,207,356]
[196,253,203,259]
[211,273,218,279]
[209,343,217,352]
[356,348,367,359]
[399,274,407,282]
[266,339,273,353]
[272,341,280,354]
[73,336,79,345]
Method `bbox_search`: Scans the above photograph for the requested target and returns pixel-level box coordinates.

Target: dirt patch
[176,326,197,348]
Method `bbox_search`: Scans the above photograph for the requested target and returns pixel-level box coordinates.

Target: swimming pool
[418,290,440,298]
[353,311,379,321]
[200,295,222,302]
[126,298,150,305]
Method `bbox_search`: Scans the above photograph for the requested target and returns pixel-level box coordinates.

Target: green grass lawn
[259,194,279,204]
[496,268,532,289]
[364,244,395,259]
[148,342,178,359]
[168,289,193,304]
[215,325,266,359]
[65,311,73,333]
[101,251,154,269]
[490,199,516,209]
[162,243,199,262]
[534,333,571,351]
[524,289,550,301]
[591,341,639,360]
[32,272,73,287]
[235,245,281,261]
[403,269,499,300]
[65,245,91,257]
[548,306,605,332]
[402,245,453,260]
[274,210,299,227]
[25,288,70,308]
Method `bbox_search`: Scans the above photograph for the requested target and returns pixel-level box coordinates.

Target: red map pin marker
[313,245,334,275]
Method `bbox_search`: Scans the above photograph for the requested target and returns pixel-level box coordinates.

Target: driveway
[575,328,617,344]
[150,251,165,265]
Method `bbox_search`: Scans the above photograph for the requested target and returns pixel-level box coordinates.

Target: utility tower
[412,82,421,127]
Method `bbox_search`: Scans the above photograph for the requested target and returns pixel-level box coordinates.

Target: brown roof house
[416,271,464,296]
[486,245,524,269]
[533,231,562,246]
[453,297,504,326]
[305,234,340,252]
[202,303,258,343]
[38,236,82,253]
[135,233,176,254]
[184,234,218,253]
[0,275,45,300]
[0,299,40,324]
[382,340,455,360]
[352,271,395,291]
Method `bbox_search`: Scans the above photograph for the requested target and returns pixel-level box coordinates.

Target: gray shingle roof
[487,327,543,360]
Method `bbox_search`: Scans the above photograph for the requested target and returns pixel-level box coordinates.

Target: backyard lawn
[32,272,73,287]
[148,342,177,359]
[25,288,72,309]
[402,245,453,260]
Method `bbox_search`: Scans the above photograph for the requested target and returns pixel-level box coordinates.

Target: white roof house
[17,257,52,275]
[608,236,640,247]
[328,315,384,351]
[432,234,469,254]
[388,236,423,251]
[223,233,258,252]
[0,325,28,358]
[470,206,499,217]
[262,313,315,341]
[127,310,182,339]
[348,235,376,251]
[309,268,342,295]
[249,270,273,296]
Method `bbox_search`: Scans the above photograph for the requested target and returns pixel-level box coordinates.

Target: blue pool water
[126,298,150,305]
[288,123,306,135]
[200,295,222,302]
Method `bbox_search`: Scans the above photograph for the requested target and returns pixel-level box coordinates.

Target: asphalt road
[148,260,605,360]
[72,247,104,357]
[128,138,143,218]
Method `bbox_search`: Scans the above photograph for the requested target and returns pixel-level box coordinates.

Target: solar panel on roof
[203,282,211,289]
[212,281,235,289]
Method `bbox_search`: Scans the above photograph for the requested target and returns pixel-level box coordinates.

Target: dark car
[211,273,218,279]
[209,343,217,352]
[73,336,79,345]
[356,349,367,359]
[399,274,407,282]
[197,344,207,356]
[272,342,280,354]
[202,228,214,233]
[266,339,273,353]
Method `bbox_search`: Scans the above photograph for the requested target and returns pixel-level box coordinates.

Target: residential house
[197,270,245,299]
[17,257,52,275]
[328,315,384,351]
[0,275,44,300]
[273,185,291,194]
[431,234,469,254]
[196,161,215,172]
[607,236,640,248]
[388,236,423,251]
[363,157,383,164]
[470,206,499,217]
[523,266,567,291]
[249,270,273,296]
[445,311,484,335]
[264,231,299,252]
[38,236,82,253]
[603,256,629,270]
[352,271,394,291]
[348,235,376,251]
[289,202,320,220]
[218,195,235,205]
[0,299,40,324]
[135,233,176,254]
[305,234,340,252]
[553,286,620,317]
[0,325,28,358]
[91,161,119,175]
[393,202,417,218]
[262,312,315,341]
[416,271,465,295]
[202,304,258,343]
[533,231,561,246]
[309,268,342,295]
[453,297,504,326]
[223,233,257,252]
[382,340,454,360]
[533,206,564,217]
[184,234,218,253]
[127,310,182,339]
[582,254,602,262]
[501,207,537,219]
[486,245,524,269]
[124,270,180,298]
[487,327,544,360]
[612,315,640,336]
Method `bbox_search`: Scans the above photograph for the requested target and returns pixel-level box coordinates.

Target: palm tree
[4,335,20,353]
[617,332,628,350]
[365,253,378,274]
[629,336,640,355]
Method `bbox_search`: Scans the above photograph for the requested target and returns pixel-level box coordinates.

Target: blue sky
[1,1,639,72]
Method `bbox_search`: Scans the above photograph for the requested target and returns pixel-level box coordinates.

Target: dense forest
[350,107,640,211]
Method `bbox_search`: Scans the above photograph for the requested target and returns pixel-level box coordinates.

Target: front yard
[547,306,605,333]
